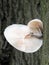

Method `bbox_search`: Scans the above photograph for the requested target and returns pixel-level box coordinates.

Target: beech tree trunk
[0,0,49,65]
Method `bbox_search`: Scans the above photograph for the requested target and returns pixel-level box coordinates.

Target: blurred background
[0,0,49,65]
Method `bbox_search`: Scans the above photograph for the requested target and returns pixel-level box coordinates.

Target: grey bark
[0,0,49,65]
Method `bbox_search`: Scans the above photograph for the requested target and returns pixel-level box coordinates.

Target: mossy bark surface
[0,0,49,65]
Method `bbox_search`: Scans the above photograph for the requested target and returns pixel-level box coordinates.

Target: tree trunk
[0,0,49,65]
